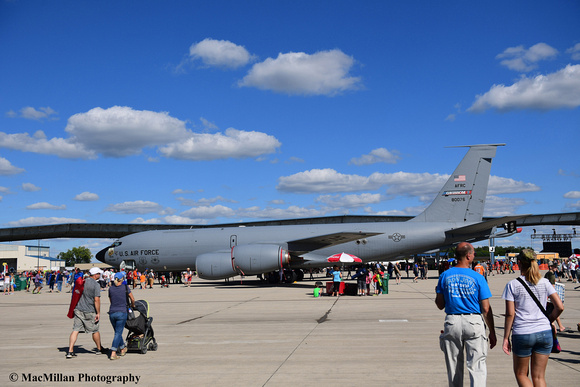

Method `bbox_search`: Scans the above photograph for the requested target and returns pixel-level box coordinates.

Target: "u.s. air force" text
[116,249,159,257]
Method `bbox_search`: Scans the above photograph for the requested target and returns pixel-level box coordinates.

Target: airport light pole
[489,237,495,266]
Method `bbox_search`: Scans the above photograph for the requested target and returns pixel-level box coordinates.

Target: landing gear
[266,269,303,284]
[294,269,304,281]
[284,270,297,283]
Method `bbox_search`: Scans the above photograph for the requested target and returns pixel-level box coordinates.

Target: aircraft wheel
[294,269,304,281]
[285,270,297,283]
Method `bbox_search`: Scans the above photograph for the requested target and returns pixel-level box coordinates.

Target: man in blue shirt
[435,242,497,387]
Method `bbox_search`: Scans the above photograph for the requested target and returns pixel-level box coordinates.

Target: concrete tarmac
[1,271,579,386]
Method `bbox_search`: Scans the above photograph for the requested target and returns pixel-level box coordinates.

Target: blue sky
[1,0,579,257]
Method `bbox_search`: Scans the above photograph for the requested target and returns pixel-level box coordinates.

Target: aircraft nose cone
[96,246,109,263]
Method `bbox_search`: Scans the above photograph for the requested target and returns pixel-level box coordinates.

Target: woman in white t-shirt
[502,249,563,387]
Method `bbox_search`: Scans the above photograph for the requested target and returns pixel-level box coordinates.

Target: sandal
[120,347,128,356]
[110,355,120,360]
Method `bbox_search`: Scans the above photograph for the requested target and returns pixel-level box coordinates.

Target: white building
[0,244,65,272]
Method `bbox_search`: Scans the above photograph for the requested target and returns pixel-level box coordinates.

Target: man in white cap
[66,267,108,358]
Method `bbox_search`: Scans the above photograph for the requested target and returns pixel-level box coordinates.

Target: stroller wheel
[140,345,148,355]
[150,342,158,351]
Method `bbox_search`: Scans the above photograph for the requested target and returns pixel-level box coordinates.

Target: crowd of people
[435,243,575,387]
[490,260,516,275]
[345,262,403,296]
[1,269,68,294]
[545,253,580,283]
[0,267,201,296]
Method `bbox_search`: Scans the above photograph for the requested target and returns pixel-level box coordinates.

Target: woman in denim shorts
[502,250,563,386]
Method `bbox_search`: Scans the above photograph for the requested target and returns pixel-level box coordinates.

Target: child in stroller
[125,299,158,354]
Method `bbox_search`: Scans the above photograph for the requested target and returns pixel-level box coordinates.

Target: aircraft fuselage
[97,221,469,273]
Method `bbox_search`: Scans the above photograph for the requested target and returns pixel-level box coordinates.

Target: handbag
[516,278,561,353]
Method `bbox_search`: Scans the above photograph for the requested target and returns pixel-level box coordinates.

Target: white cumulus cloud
[0,106,281,161]
[0,130,91,159]
[74,192,100,201]
[350,148,401,166]
[567,43,580,61]
[239,49,361,96]
[277,169,374,193]
[6,106,57,121]
[180,205,236,219]
[26,202,66,210]
[172,188,203,195]
[564,191,580,199]
[468,64,580,112]
[22,183,41,192]
[487,176,540,195]
[277,169,448,195]
[483,196,528,217]
[277,167,539,199]
[189,38,255,69]
[104,200,173,215]
[496,43,558,72]
[176,196,237,207]
[0,156,25,175]
[65,106,190,157]
[159,128,280,161]
[316,193,383,209]
[238,206,325,219]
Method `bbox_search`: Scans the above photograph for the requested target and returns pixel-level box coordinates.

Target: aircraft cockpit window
[112,240,122,247]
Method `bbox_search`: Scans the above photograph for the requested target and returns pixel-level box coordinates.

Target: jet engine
[196,244,290,280]
[196,252,236,280]
[232,244,289,274]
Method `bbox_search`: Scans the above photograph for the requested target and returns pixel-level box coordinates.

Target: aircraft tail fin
[410,144,504,223]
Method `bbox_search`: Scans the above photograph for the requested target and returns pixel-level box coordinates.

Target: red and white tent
[327,252,362,263]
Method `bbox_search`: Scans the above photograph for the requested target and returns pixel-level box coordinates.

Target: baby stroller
[125,300,158,354]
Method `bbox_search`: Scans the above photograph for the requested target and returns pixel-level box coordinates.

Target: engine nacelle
[196,252,236,280]
[232,244,289,274]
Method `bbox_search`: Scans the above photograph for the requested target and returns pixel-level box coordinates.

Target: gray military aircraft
[96,144,528,280]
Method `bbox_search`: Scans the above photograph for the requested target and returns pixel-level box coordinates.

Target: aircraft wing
[444,215,530,239]
[287,231,382,254]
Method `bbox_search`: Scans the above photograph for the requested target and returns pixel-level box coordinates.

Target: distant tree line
[474,246,532,257]
[57,246,92,266]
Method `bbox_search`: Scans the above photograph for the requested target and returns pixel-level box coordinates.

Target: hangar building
[0,244,64,272]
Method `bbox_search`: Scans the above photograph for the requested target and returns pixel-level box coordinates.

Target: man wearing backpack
[66,267,108,359]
